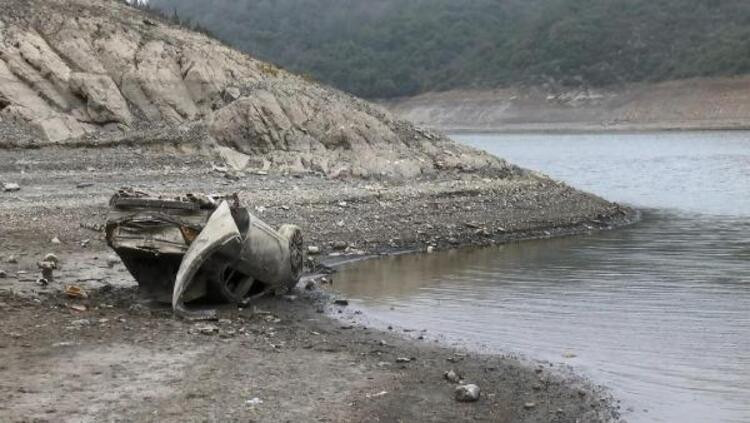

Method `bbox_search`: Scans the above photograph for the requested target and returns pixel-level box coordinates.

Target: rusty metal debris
[64,285,88,299]
[105,189,304,319]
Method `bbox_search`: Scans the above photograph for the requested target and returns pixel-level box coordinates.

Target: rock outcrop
[0,0,514,179]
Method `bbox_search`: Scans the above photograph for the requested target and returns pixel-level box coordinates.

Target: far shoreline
[443,125,750,135]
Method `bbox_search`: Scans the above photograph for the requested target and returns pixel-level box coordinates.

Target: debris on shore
[105,189,304,319]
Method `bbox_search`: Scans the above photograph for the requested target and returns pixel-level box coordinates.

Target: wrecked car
[105,189,304,319]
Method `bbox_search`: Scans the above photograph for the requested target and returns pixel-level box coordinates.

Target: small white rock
[444,370,461,384]
[246,397,263,405]
[3,183,20,192]
[106,255,120,268]
[455,384,480,402]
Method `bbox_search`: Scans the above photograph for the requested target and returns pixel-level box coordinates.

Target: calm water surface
[335,132,750,423]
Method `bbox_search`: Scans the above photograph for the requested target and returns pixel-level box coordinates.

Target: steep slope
[0,0,509,179]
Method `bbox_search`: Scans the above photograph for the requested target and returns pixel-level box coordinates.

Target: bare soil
[385,76,750,132]
[0,146,634,422]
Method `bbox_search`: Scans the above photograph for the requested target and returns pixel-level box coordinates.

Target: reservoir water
[334,131,750,423]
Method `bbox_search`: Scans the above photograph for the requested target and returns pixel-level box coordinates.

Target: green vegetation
[145,0,750,98]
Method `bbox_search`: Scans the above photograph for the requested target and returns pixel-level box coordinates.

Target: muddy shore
[0,146,635,422]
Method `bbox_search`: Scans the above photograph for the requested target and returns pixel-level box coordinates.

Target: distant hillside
[148,0,750,98]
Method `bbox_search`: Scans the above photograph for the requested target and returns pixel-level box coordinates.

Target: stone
[304,280,315,290]
[307,246,321,255]
[195,324,219,335]
[524,402,536,409]
[43,253,59,265]
[50,237,61,244]
[223,86,241,102]
[333,240,348,251]
[3,183,20,192]
[427,245,435,253]
[334,299,349,306]
[37,261,55,281]
[395,357,411,363]
[216,145,250,171]
[444,370,461,384]
[0,270,6,278]
[6,255,17,264]
[455,384,480,402]
[106,255,120,268]
[69,73,134,125]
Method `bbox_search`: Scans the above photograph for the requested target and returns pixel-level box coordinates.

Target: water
[334,131,750,423]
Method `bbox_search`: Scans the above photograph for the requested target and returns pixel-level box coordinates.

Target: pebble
[333,299,349,306]
[524,402,536,409]
[43,253,59,265]
[3,183,20,192]
[6,255,17,264]
[307,246,320,255]
[395,357,411,363]
[426,245,435,253]
[76,182,94,189]
[332,240,348,250]
[0,270,6,278]
[455,384,480,402]
[304,280,316,290]
[246,397,263,405]
[106,255,120,268]
[195,324,219,335]
[50,237,61,244]
[444,370,461,384]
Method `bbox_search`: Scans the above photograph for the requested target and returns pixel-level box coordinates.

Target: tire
[278,224,304,291]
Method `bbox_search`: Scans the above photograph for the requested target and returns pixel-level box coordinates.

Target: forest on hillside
[145,0,750,98]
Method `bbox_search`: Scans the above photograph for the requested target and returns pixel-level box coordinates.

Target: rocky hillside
[0,0,510,179]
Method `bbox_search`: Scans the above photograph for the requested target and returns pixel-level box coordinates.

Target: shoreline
[443,125,750,135]
[383,76,750,135]
[0,145,635,422]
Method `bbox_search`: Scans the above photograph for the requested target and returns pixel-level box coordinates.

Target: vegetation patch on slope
[147,0,750,98]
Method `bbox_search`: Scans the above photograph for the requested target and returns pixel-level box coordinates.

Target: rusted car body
[105,190,304,318]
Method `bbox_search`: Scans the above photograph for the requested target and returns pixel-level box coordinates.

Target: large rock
[69,73,133,125]
[455,384,480,402]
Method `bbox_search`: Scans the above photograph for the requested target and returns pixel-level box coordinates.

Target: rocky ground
[0,146,635,423]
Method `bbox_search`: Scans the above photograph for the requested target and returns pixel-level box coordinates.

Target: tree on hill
[145,0,750,98]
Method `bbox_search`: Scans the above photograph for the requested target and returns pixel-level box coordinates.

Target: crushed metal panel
[105,189,305,318]
[173,201,244,319]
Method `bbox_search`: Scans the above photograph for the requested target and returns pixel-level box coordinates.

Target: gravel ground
[0,145,635,423]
